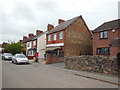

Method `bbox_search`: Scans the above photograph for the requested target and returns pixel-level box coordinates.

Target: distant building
[20,36,28,55]
[0,42,8,53]
[0,44,3,53]
[93,19,120,56]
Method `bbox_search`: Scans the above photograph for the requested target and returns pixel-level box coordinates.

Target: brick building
[26,30,43,59]
[20,36,28,55]
[46,15,92,63]
[93,19,120,56]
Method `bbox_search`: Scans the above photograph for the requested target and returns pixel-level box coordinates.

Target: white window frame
[53,34,57,40]
[27,42,30,47]
[48,35,51,41]
[28,50,34,56]
[100,31,108,39]
[59,32,63,39]
[33,41,36,46]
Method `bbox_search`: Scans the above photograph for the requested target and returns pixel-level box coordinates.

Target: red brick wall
[31,40,37,49]
[46,31,65,51]
[46,30,65,44]
[93,29,120,56]
[27,56,34,59]
[46,54,58,64]
[65,17,92,56]
[110,47,120,56]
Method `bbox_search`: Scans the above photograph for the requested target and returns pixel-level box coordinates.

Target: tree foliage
[5,42,24,55]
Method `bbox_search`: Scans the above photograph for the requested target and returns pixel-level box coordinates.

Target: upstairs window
[48,35,51,41]
[53,34,57,40]
[59,32,63,39]
[27,42,30,47]
[100,31,108,39]
[97,47,110,55]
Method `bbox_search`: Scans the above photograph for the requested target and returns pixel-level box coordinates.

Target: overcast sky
[0,0,119,44]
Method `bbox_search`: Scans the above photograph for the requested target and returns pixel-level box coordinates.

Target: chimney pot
[36,30,43,35]
[28,33,34,38]
[23,36,28,40]
[47,24,54,31]
[58,19,65,24]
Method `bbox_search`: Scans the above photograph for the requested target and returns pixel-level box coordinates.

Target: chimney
[58,19,65,24]
[47,24,54,31]
[28,33,34,38]
[19,40,23,42]
[23,36,28,40]
[36,30,43,35]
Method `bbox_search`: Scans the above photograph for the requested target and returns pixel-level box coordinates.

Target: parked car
[12,54,29,64]
[2,53,13,60]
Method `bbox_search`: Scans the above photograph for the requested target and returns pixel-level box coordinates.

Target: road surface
[2,58,118,88]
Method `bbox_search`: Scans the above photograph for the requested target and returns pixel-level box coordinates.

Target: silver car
[12,54,29,64]
[2,53,13,60]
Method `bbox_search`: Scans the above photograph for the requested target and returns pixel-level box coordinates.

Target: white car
[12,54,29,64]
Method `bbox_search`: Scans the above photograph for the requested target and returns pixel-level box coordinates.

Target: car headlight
[5,56,8,58]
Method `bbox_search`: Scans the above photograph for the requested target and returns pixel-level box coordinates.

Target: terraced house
[26,30,43,59]
[93,19,120,56]
[46,15,92,64]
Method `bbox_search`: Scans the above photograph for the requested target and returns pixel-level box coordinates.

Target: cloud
[0,0,119,43]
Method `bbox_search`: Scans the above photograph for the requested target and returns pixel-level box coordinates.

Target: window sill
[100,38,108,40]
[96,54,110,55]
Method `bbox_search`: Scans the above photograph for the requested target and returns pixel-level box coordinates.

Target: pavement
[29,59,119,86]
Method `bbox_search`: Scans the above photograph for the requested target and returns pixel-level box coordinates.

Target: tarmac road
[2,58,118,88]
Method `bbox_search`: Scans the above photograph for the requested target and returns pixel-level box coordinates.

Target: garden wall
[64,55,119,75]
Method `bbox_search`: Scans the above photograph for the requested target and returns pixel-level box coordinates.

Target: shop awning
[46,47,61,51]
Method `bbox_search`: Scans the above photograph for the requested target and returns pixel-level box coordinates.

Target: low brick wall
[64,55,119,75]
[46,55,59,64]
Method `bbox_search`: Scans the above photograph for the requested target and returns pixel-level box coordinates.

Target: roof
[35,31,47,39]
[109,39,120,47]
[23,31,46,42]
[47,16,81,34]
[22,39,29,43]
[23,36,36,42]
[94,19,120,32]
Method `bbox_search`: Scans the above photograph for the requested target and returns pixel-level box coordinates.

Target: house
[26,30,43,59]
[1,42,8,53]
[0,44,3,53]
[93,19,120,56]
[36,31,47,59]
[20,36,28,55]
[46,15,92,63]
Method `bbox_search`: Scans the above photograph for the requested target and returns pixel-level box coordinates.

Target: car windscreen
[16,55,26,58]
[4,53,12,56]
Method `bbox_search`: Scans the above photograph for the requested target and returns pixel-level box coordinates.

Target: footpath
[29,59,119,86]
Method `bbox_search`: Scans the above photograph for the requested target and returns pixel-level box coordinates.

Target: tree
[5,42,24,55]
